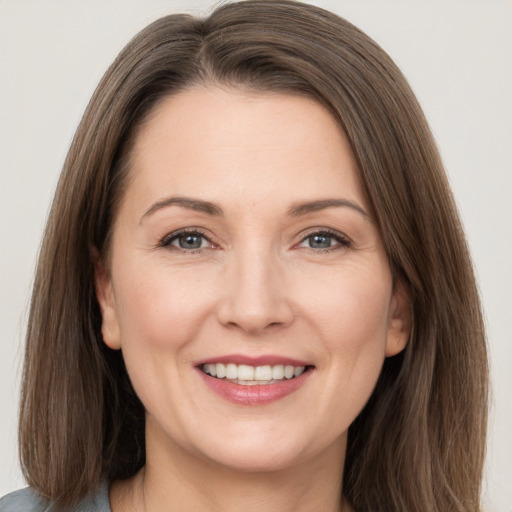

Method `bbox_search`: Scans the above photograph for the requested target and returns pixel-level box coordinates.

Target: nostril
[217,307,292,334]
[215,273,295,334]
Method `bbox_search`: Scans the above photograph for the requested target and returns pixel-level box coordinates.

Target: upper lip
[197,354,312,367]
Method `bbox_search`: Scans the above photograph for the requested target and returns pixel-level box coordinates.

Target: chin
[188,422,345,475]
[202,443,309,474]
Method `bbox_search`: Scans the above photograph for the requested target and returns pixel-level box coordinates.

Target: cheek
[300,262,392,408]
[300,260,392,345]
[111,263,218,414]
[113,262,216,351]
[333,272,391,368]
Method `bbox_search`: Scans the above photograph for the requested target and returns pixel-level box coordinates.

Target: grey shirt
[0,482,111,512]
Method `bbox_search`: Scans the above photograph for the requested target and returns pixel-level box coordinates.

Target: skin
[95,87,411,512]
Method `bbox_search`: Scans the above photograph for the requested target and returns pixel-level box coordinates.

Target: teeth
[238,364,255,380]
[272,365,285,380]
[216,363,226,379]
[254,365,272,380]
[226,363,237,379]
[293,366,304,377]
[202,363,306,382]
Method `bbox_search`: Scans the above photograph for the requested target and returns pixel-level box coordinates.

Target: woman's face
[96,87,410,474]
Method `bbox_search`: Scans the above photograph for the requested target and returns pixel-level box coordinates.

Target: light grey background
[1,1,511,510]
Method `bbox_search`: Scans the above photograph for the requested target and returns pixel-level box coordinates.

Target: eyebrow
[287,199,370,219]
[141,196,369,223]
[141,196,223,222]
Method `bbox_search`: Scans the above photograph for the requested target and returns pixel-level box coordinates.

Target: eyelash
[159,228,351,254]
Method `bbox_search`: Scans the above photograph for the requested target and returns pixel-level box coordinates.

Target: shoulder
[74,481,111,512]
[0,482,111,512]
[0,487,50,511]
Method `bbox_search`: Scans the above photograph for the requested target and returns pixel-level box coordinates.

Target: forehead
[123,86,367,215]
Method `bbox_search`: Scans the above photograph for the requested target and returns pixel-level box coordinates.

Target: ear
[385,279,412,357]
[93,249,122,350]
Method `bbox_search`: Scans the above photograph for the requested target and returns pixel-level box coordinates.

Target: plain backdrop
[1,1,511,510]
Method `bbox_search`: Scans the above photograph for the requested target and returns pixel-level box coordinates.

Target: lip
[196,356,313,406]
[198,354,311,367]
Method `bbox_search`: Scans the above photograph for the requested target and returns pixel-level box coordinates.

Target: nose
[216,248,294,335]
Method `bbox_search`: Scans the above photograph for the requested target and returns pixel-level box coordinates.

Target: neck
[110,420,349,512]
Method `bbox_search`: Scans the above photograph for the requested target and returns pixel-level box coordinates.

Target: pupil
[179,234,202,249]
[310,234,331,248]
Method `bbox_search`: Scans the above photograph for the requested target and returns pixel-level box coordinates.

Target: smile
[201,363,306,385]
[198,359,314,405]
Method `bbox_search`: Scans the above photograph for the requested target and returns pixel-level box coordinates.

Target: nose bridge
[218,242,293,333]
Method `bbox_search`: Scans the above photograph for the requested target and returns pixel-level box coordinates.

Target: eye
[161,230,212,251]
[298,230,350,251]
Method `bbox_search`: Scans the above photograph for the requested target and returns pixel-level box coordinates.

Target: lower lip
[197,368,312,405]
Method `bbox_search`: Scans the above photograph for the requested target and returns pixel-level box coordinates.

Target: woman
[0,1,488,511]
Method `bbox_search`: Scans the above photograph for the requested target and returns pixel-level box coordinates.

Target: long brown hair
[19,1,488,510]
